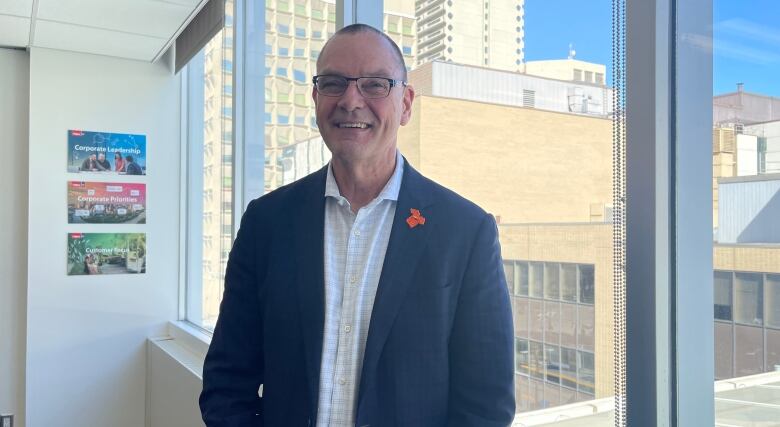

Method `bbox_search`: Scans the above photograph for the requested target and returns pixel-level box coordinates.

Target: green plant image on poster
[67,233,146,275]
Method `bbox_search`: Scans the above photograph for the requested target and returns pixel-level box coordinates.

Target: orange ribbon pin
[406,208,426,228]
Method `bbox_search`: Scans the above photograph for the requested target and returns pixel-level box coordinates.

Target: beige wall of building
[524,59,607,85]
[397,95,613,224]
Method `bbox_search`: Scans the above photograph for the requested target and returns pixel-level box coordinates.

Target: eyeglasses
[312,75,407,99]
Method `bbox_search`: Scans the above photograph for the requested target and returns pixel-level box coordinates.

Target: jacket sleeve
[448,213,516,427]
[200,199,266,427]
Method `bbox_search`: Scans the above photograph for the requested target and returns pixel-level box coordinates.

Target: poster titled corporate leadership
[67,129,147,175]
[67,182,146,224]
[67,233,146,275]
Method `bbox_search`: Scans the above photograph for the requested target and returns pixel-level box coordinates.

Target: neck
[331,149,397,212]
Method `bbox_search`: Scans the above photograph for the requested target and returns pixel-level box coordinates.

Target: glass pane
[517,375,532,412]
[766,274,780,329]
[384,0,616,418]
[504,261,515,295]
[560,303,577,348]
[767,329,780,371]
[515,297,529,338]
[561,263,577,302]
[578,264,595,304]
[187,1,235,331]
[544,301,561,344]
[734,273,763,326]
[529,299,544,342]
[714,322,734,380]
[544,263,560,300]
[545,344,561,384]
[516,338,530,375]
[516,262,529,296]
[714,271,733,321]
[530,262,544,298]
[560,347,578,389]
[735,325,763,376]
[577,351,595,394]
[577,304,595,352]
[530,341,545,380]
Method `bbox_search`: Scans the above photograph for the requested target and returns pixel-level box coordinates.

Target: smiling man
[200,24,515,427]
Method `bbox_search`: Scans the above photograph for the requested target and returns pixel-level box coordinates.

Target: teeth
[338,123,368,129]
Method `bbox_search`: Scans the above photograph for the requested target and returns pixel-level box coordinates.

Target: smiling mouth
[336,122,371,129]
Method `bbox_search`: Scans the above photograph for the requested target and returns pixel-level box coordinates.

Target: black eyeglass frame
[312,75,408,98]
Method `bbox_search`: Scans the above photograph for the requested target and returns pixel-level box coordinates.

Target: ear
[399,84,415,126]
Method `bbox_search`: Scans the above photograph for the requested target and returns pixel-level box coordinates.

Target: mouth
[335,121,372,129]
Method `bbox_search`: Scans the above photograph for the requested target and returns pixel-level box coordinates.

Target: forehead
[318,32,398,77]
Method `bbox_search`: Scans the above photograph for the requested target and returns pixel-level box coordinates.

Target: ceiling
[0,0,205,62]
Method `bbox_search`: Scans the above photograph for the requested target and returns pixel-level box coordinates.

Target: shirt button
[338,378,346,385]
[354,230,361,237]
[344,325,352,333]
[349,275,357,284]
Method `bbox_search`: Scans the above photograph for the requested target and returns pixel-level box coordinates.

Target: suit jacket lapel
[358,162,436,402]
[293,167,328,416]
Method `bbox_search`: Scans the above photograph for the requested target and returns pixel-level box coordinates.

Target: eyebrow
[318,69,396,78]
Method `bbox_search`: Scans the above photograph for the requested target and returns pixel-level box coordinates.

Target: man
[200,24,514,427]
[95,152,111,171]
[80,153,97,171]
[124,155,143,175]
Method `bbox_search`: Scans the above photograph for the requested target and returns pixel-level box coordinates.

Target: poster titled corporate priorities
[67,182,146,224]
[67,130,147,175]
[67,233,146,276]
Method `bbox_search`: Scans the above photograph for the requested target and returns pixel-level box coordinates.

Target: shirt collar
[324,150,404,202]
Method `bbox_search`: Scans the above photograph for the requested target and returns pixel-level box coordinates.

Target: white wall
[0,47,29,427]
[26,48,180,427]
[736,134,759,176]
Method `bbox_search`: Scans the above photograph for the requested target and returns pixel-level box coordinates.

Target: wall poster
[67,233,146,275]
[67,129,147,175]
[67,181,146,224]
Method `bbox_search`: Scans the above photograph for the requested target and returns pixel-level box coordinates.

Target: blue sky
[523,0,780,97]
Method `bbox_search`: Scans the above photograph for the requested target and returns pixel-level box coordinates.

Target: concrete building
[415,0,525,72]
[718,174,780,244]
[714,83,780,127]
[524,58,607,86]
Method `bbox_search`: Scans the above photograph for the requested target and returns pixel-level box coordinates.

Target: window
[402,46,412,55]
[584,71,593,82]
[766,274,780,328]
[294,48,305,57]
[529,262,543,298]
[277,114,289,125]
[578,265,594,304]
[293,69,306,83]
[277,24,289,34]
[714,271,733,321]
[276,67,288,77]
[295,115,305,125]
[573,69,583,81]
[295,27,306,37]
[516,338,529,374]
[278,47,289,56]
[544,263,559,300]
[734,273,763,326]
[561,264,577,302]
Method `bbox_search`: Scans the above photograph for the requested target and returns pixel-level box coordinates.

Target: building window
[403,46,412,55]
[278,47,289,56]
[293,69,306,83]
[766,274,780,328]
[544,263,560,300]
[714,271,733,321]
[584,71,594,82]
[277,24,289,34]
[515,338,529,374]
[294,48,305,57]
[595,72,605,85]
[277,114,290,125]
[529,262,544,298]
[573,69,583,81]
[276,67,288,77]
[295,115,305,125]
[295,27,306,37]
[578,265,595,304]
[734,272,763,326]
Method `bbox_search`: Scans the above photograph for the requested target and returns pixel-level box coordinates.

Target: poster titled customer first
[67,129,147,175]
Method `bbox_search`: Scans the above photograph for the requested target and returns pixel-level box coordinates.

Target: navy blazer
[200,160,515,427]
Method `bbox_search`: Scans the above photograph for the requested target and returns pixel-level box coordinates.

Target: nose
[336,80,365,112]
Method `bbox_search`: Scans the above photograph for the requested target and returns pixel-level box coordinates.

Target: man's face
[98,153,106,162]
[90,154,97,161]
[313,32,414,164]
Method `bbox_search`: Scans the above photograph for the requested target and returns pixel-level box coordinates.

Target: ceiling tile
[0,14,30,47]
[37,0,193,39]
[34,19,166,61]
[0,0,34,17]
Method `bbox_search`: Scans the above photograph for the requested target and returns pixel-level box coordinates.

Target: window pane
[529,341,544,380]
[516,262,529,296]
[714,321,733,380]
[560,347,578,389]
[516,338,529,375]
[767,329,780,372]
[577,351,595,394]
[544,263,560,300]
[514,297,529,338]
[530,262,544,298]
[517,375,531,413]
[735,325,764,376]
[544,301,561,344]
[561,263,577,302]
[503,261,515,294]
[734,273,763,326]
[714,271,733,321]
[544,382,561,408]
[578,264,595,304]
[766,274,780,329]
[545,344,561,384]
[529,300,544,342]
[577,304,595,352]
[560,303,577,348]
[530,379,545,409]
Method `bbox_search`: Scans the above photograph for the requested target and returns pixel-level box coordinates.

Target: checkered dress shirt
[315,151,404,427]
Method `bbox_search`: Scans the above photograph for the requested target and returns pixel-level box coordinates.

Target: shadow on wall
[738,190,780,243]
